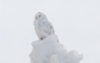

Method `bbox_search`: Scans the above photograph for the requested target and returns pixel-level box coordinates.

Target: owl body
[34,12,55,40]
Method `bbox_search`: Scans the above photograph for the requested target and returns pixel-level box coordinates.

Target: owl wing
[40,21,55,35]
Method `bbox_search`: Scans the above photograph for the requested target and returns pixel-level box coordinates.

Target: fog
[0,0,100,63]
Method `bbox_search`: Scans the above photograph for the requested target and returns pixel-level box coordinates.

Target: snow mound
[29,35,83,63]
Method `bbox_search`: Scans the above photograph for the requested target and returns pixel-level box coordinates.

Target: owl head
[35,12,48,20]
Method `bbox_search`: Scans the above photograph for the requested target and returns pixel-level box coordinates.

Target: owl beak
[36,17,38,19]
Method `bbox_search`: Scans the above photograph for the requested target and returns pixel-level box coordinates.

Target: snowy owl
[34,12,58,40]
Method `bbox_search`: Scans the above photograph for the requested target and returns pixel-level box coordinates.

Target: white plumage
[34,12,55,40]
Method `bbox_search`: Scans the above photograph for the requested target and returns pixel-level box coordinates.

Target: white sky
[0,0,100,63]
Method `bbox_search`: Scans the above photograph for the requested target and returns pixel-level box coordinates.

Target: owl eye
[39,15,41,17]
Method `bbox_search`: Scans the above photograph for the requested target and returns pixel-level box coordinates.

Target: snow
[29,35,83,63]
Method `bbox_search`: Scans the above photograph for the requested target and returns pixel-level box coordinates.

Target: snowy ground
[30,35,83,63]
[0,0,100,63]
